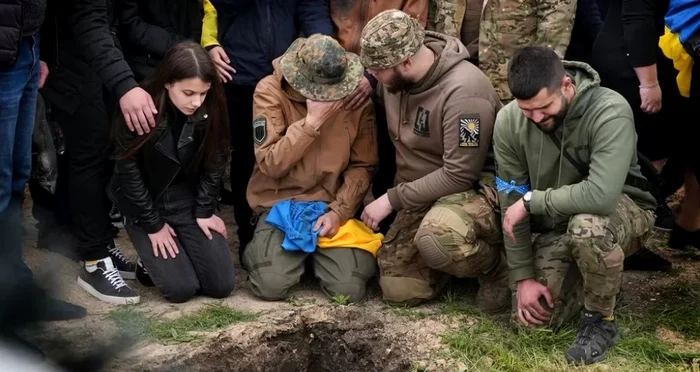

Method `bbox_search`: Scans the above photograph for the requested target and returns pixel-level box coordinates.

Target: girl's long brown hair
[115,41,229,169]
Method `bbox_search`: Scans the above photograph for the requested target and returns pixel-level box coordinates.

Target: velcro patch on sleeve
[253,117,267,145]
[459,114,480,148]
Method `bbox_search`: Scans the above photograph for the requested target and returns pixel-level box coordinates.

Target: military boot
[565,311,620,365]
[476,253,511,314]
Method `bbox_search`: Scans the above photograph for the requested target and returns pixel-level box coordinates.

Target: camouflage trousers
[479,0,541,102]
[427,0,467,39]
[378,189,504,305]
[512,195,656,329]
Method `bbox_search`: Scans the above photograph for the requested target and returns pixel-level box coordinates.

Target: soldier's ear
[561,75,573,89]
[401,57,412,72]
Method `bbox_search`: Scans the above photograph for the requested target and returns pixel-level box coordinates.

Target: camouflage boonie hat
[360,9,425,70]
[279,34,363,102]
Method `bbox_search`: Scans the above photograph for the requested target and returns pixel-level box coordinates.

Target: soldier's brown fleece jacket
[246,59,379,224]
[379,32,502,211]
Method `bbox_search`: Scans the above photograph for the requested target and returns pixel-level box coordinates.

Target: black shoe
[77,258,140,305]
[654,203,674,231]
[38,297,87,321]
[669,223,700,250]
[135,259,154,287]
[107,243,136,280]
[565,312,620,365]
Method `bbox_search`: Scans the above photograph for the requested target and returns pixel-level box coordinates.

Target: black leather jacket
[107,107,225,233]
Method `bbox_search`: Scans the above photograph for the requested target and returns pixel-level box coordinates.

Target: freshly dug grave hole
[168,306,416,372]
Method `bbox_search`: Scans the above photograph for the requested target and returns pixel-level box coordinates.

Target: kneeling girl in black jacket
[108,41,235,303]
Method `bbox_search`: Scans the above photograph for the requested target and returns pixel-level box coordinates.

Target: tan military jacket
[247,59,378,224]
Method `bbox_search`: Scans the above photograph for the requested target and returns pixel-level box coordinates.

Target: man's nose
[531,111,545,123]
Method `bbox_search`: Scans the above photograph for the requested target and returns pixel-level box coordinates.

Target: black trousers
[660,60,700,197]
[125,184,236,303]
[224,84,257,253]
[53,91,114,261]
[371,102,397,234]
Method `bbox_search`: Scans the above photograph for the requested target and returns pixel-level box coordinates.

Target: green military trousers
[243,213,377,303]
[512,195,656,330]
[378,189,504,305]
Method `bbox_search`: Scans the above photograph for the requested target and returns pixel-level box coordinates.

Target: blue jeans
[0,36,40,283]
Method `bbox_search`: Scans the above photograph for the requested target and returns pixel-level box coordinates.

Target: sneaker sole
[77,277,140,305]
[120,270,136,280]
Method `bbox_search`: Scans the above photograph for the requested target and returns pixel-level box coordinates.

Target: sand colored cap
[360,9,425,70]
[279,34,364,101]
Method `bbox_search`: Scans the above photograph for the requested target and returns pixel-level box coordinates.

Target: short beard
[385,70,411,94]
[531,94,568,134]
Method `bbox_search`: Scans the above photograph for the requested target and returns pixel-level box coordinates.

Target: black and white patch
[253,117,267,145]
[413,106,431,137]
[459,115,480,148]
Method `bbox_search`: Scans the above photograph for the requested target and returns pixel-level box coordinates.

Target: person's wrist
[639,80,659,89]
[523,191,532,213]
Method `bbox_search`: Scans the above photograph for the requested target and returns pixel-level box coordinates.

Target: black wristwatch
[523,191,532,212]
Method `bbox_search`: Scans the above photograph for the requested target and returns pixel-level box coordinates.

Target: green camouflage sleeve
[535,0,577,57]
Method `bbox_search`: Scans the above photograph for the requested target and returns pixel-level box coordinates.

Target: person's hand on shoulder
[208,46,236,83]
[343,76,373,111]
[119,87,158,135]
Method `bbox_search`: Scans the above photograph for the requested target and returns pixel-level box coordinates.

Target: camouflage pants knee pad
[413,195,501,278]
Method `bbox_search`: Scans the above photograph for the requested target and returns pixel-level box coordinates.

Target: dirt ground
[20,192,700,371]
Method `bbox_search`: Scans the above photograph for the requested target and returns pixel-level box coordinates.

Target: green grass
[331,294,351,306]
[651,282,700,340]
[109,303,257,344]
[437,283,700,371]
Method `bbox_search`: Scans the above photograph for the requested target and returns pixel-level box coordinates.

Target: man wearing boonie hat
[244,34,379,303]
[359,9,508,313]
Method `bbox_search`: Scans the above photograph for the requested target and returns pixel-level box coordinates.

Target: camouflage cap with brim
[360,9,425,70]
[280,35,364,102]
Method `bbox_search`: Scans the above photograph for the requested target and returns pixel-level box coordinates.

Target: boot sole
[415,234,451,270]
[566,332,621,365]
[77,277,140,305]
